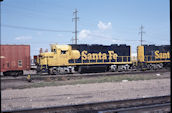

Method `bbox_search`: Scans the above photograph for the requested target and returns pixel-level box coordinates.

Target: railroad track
[1,69,170,81]
[2,95,170,113]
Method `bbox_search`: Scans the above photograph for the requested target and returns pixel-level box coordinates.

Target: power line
[72,9,79,44]
[2,5,67,21]
[2,24,73,32]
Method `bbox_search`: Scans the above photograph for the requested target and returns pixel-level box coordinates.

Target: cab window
[52,49,56,53]
[61,50,67,54]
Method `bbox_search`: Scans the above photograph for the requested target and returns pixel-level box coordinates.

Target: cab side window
[61,50,67,54]
[54,49,56,53]
[52,49,57,53]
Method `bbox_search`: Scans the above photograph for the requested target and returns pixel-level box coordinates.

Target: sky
[1,0,170,57]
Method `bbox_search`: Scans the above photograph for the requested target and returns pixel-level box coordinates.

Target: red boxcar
[0,45,30,76]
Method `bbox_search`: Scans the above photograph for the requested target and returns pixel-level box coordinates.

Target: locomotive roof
[69,44,129,46]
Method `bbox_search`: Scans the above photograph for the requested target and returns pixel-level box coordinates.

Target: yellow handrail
[70,56,131,64]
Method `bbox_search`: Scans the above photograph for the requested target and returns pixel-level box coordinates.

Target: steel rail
[2,95,170,113]
[99,103,171,113]
[1,69,169,81]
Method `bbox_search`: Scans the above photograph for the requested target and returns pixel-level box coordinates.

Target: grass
[20,72,169,89]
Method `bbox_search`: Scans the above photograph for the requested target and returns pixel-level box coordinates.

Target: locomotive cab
[49,44,80,66]
[36,44,80,74]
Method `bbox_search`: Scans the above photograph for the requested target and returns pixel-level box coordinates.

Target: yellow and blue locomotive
[35,44,133,74]
[34,44,170,74]
[137,45,170,70]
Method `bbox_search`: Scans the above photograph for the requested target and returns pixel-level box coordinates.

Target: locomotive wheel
[54,70,59,75]
[131,65,137,71]
[49,68,57,75]
[48,69,53,75]
[53,68,59,75]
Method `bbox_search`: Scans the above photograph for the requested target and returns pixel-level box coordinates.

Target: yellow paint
[81,50,118,60]
[38,44,80,66]
[102,53,107,60]
[27,74,31,80]
[68,61,132,65]
[137,46,144,62]
[70,50,80,59]
[108,51,118,60]
[81,51,109,60]
[81,51,87,60]
[155,50,170,59]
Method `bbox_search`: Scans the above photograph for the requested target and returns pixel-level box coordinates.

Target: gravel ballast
[1,78,170,111]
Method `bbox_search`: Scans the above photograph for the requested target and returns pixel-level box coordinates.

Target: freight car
[137,45,170,70]
[35,44,134,75]
[0,45,30,76]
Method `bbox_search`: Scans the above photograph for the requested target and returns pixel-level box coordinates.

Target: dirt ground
[1,78,170,111]
[1,71,170,90]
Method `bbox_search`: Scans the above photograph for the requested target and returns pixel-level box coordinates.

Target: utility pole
[139,25,145,45]
[72,9,79,44]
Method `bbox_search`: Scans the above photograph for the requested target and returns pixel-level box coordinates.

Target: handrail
[70,56,131,64]
[144,55,170,61]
